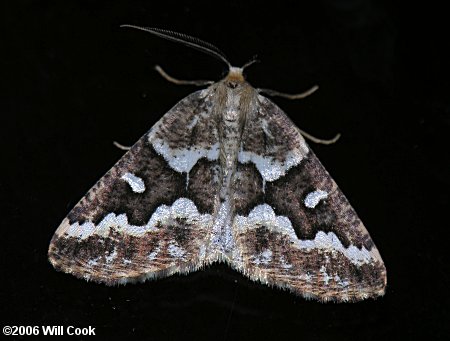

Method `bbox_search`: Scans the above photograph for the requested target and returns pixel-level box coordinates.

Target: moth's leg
[297,129,341,145]
[113,141,131,151]
[258,85,340,144]
[257,85,319,99]
[155,65,214,86]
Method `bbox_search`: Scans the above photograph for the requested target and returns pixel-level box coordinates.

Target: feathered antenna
[120,25,231,69]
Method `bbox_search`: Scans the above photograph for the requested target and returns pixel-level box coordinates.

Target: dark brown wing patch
[233,225,386,302]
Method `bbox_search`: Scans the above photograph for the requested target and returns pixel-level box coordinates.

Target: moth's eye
[227,81,238,89]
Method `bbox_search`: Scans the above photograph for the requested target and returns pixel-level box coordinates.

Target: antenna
[241,55,260,71]
[120,25,231,69]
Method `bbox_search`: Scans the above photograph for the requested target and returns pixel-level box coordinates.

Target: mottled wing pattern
[48,89,221,284]
[232,95,386,301]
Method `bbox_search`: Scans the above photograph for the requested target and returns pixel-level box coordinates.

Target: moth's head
[225,58,259,86]
[226,66,245,85]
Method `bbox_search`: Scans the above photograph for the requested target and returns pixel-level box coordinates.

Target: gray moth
[48,27,386,302]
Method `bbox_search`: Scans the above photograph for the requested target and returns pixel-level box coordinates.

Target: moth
[48,26,386,302]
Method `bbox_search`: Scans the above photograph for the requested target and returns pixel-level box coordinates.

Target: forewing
[48,89,221,284]
[232,95,386,301]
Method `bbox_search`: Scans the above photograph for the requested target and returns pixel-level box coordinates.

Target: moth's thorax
[215,81,246,197]
[216,68,254,122]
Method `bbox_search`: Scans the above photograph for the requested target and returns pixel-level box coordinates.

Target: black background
[3,0,449,339]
